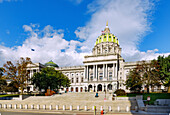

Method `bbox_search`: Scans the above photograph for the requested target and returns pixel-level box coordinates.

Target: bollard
[94,106,97,115]
[43,105,46,110]
[63,105,66,110]
[117,106,120,112]
[25,105,28,109]
[0,104,2,108]
[85,106,87,111]
[9,104,12,109]
[135,106,138,112]
[49,105,52,110]
[31,104,34,109]
[70,105,72,111]
[37,105,40,110]
[4,104,7,109]
[56,105,59,110]
[108,106,112,111]
[77,105,80,111]
[126,106,129,112]
[20,104,23,109]
[100,106,103,111]
[14,104,17,109]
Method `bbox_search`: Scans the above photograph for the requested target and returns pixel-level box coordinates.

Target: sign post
[147,96,150,105]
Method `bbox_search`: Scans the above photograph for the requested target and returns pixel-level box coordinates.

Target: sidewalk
[0,108,169,115]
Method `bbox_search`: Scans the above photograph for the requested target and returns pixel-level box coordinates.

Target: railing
[0,104,131,112]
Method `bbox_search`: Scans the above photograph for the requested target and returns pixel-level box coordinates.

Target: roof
[95,21,119,45]
[45,60,59,68]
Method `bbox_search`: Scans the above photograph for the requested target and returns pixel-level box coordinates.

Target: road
[0,111,73,115]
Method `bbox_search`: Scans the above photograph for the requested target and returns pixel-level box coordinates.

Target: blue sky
[0,0,169,66]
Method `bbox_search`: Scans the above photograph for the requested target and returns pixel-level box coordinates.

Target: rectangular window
[99,76,103,80]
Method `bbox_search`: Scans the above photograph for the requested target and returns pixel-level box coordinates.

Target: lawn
[117,93,170,105]
[0,94,19,97]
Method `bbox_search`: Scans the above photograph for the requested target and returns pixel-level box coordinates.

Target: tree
[3,57,32,94]
[5,81,19,92]
[125,60,161,93]
[125,66,143,93]
[157,55,170,93]
[31,67,70,92]
[0,67,7,92]
[140,60,161,93]
[0,67,4,78]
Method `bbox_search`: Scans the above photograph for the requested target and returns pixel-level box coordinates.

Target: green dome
[95,21,119,45]
[45,60,59,67]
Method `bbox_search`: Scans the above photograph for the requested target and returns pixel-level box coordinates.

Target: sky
[0,0,170,67]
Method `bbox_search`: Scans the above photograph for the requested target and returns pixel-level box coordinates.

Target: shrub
[114,89,126,96]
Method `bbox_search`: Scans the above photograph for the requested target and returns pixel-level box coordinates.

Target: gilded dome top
[95,21,119,45]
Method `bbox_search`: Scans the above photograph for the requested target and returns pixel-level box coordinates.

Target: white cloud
[0,24,88,67]
[0,0,169,67]
[75,0,170,62]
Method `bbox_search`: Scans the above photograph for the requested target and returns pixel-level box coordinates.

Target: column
[103,64,105,78]
[96,65,98,81]
[93,65,95,79]
[115,63,117,78]
[87,65,89,81]
[84,66,86,79]
[113,64,115,78]
[106,64,108,80]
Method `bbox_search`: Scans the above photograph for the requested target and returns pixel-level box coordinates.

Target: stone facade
[26,23,163,93]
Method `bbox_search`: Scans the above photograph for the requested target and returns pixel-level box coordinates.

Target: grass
[143,93,170,105]
[0,94,19,97]
[118,93,170,105]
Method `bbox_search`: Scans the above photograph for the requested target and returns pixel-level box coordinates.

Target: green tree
[3,57,32,94]
[157,55,170,93]
[31,67,70,92]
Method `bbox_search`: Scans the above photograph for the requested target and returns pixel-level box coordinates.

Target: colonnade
[84,63,118,81]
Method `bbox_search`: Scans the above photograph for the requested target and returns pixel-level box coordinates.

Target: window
[81,73,83,75]
[109,72,112,80]
[99,73,103,80]
[71,78,74,83]
[76,78,79,83]
[120,77,122,79]
[72,73,74,76]
[81,77,83,82]
[33,69,36,73]
[27,70,30,74]
[104,36,106,38]
[90,73,93,81]
[109,36,111,38]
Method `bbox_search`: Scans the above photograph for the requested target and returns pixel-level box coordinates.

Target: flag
[31,49,35,51]
[101,30,105,34]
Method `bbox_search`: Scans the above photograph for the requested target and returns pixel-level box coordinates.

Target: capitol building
[27,22,146,93]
